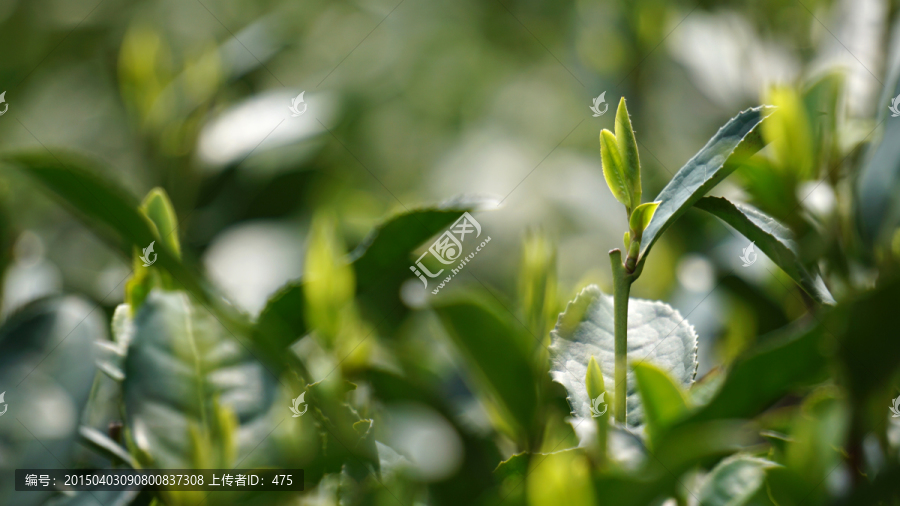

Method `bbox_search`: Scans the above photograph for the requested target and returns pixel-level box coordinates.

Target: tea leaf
[629,202,659,237]
[637,106,775,271]
[615,97,642,210]
[600,129,632,210]
[697,455,779,506]
[550,285,697,427]
[694,196,835,305]
[122,290,278,468]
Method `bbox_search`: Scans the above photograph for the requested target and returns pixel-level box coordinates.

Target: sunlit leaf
[526,449,596,506]
[549,285,698,427]
[637,106,775,271]
[303,213,355,345]
[629,202,659,236]
[140,187,181,259]
[763,86,814,180]
[600,129,632,210]
[633,362,689,446]
[615,98,642,211]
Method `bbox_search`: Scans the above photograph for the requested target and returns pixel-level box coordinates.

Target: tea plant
[1,75,899,506]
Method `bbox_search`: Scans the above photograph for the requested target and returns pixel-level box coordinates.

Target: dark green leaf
[434,293,539,440]
[681,322,828,425]
[637,106,775,271]
[694,196,835,305]
[4,151,220,315]
[856,73,900,246]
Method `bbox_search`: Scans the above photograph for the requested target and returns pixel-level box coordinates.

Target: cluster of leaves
[2,74,900,506]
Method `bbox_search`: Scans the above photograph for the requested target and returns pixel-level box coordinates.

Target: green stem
[609,249,632,424]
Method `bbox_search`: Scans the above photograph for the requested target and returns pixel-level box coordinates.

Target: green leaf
[763,86,814,180]
[519,230,558,339]
[637,106,775,270]
[600,129,632,210]
[585,356,605,402]
[767,390,848,506]
[632,362,689,446]
[494,451,529,481]
[694,196,835,305]
[593,421,761,506]
[140,187,181,259]
[253,197,495,351]
[526,449,596,506]
[623,231,630,249]
[435,294,539,440]
[683,322,827,425]
[615,97,642,210]
[550,285,697,427]
[252,197,496,352]
[4,151,220,314]
[78,426,138,468]
[122,289,278,469]
[585,355,609,458]
[303,213,355,344]
[629,202,659,236]
[697,455,779,506]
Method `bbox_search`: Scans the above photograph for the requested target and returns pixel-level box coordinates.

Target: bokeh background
[1,0,900,504]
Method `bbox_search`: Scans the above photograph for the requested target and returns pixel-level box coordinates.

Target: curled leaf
[629,202,660,237]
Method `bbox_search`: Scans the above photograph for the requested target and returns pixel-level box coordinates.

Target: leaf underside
[549,285,698,427]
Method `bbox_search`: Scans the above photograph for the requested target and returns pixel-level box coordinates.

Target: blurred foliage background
[1,0,900,504]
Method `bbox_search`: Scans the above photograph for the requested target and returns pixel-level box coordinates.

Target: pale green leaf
[600,129,632,209]
[615,97,641,210]
[585,356,605,402]
[632,362,689,446]
[140,187,181,259]
[303,213,355,344]
[550,285,698,427]
[629,202,660,236]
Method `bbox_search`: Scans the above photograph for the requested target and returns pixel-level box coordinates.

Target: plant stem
[609,249,632,424]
